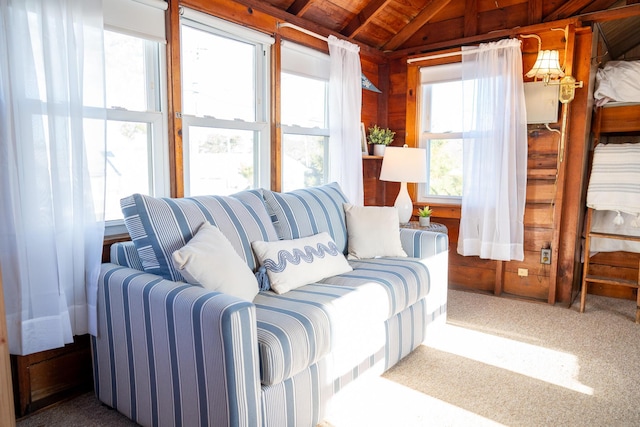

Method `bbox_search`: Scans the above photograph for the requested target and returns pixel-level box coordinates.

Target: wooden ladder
[580,207,640,323]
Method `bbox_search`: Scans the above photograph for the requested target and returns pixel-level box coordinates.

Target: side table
[401,221,448,234]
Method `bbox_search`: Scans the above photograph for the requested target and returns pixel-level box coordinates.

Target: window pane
[187,126,254,196]
[104,31,147,111]
[282,134,326,192]
[281,73,327,127]
[181,25,256,121]
[89,120,151,221]
[428,138,463,197]
[427,81,464,133]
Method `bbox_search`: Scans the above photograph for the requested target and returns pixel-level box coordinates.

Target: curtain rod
[407,39,521,63]
[278,22,328,43]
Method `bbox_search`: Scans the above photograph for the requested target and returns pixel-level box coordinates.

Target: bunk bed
[581,60,640,323]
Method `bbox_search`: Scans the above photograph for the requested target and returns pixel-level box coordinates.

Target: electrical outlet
[518,268,528,277]
[541,248,551,265]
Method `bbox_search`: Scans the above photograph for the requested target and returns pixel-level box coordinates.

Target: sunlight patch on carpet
[323,374,504,427]
[425,322,594,395]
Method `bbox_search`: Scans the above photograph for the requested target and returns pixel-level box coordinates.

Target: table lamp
[379,144,427,224]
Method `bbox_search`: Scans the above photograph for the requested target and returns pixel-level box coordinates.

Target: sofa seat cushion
[320,257,431,319]
[120,190,278,282]
[254,281,388,386]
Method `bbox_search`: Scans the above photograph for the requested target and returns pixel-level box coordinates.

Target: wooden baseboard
[11,335,93,418]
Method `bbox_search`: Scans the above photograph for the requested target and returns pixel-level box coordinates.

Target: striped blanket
[587,143,640,224]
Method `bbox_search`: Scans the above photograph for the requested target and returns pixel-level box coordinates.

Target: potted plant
[367,125,395,156]
[417,206,432,226]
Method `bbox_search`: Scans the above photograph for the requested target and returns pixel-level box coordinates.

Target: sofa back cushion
[263,182,350,254]
[120,189,278,282]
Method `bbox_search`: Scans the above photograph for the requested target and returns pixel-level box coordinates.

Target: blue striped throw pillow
[263,182,350,254]
[120,190,278,282]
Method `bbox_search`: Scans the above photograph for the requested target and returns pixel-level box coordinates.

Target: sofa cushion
[254,281,388,386]
[172,222,259,301]
[251,232,352,294]
[321,257,431,319]
[343,204,407,259]
[120,190,278,281]
[263,182,350,254]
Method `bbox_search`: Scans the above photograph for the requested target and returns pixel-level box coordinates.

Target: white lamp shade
[526,50,565,82]
[379,146,427,183]
[379,145,427,224]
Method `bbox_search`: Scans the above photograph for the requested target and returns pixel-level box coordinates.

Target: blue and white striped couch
[92,182,448,427]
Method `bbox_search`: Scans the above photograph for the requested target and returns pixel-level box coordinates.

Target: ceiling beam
[383,0,453,51]
[544,0,594,22]
[578,3,640,23]
[580,0,620,14]
[341,0,392,38]
[226,0,386,59]
[287,0,313,17]
[388,16,580,59]
[464,0,478,37]
[528,0,543,25]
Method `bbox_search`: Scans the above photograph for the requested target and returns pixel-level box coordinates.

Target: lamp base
[394,182,413,225]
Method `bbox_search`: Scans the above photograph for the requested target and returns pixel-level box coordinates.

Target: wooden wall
[386,24,594,304]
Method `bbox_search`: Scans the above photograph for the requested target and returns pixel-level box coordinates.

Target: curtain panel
[457,39,528,261]
[0,0,106,355]
[328,35,364,206]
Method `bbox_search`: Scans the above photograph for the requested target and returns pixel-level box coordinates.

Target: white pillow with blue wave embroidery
[252,232,352,294]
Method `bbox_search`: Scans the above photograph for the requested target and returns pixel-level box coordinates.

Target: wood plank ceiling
[241,0,640,58]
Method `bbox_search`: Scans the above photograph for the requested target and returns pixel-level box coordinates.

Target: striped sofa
[92,183,448,427]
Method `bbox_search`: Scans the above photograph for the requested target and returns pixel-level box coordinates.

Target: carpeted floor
[16,289,640,426]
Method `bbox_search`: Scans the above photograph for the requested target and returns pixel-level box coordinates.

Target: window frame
[416,60,465,205]
[179,9,273,196]
[280,41,331,191]
[102,29,170,236]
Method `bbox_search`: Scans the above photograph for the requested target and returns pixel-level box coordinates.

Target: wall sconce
[521,30,583,104]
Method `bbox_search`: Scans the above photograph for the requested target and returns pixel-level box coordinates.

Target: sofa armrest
[93,263,261,426]
[399,228,449,259]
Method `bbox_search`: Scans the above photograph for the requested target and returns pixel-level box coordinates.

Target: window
[98,0,169,231]
[98,30,168,226]
[280,42,330,192]
[418,62,472,202]
[180,9,273,196]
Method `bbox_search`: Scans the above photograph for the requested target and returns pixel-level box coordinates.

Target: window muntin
[180,13,271,196]
[102,30,168,226]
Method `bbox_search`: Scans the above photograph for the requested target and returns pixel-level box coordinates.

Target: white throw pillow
[252,232,352,294]
[172,222,259,301]
[344,203,407,259]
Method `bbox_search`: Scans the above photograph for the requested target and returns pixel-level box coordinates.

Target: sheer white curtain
[0,0,106,355]
[457,39,528,261]
[328,35,363,205]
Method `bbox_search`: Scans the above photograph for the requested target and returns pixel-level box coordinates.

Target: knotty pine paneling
[383,25,593,303]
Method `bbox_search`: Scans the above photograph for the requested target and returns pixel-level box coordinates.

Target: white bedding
[594,61,640,107]
[587,143,640,254]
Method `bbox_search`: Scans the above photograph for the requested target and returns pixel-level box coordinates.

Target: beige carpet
[17,289,640,427]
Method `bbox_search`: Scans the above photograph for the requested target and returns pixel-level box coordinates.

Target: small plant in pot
[367,125,395,156]
[417,206,432,226]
